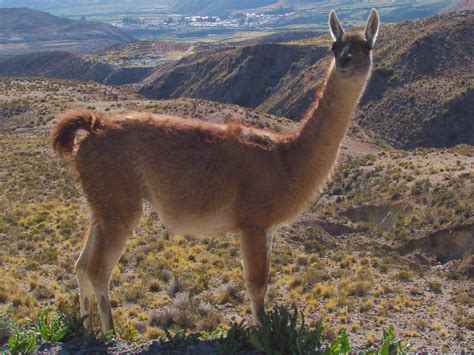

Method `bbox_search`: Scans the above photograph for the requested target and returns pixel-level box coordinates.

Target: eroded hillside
[356,10,473,148]
[139,43,327,109]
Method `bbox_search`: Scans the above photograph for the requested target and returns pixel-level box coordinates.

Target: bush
[217,321,252,353]
[248,306,325,354]
[8,329,37,355]
[160,326,200,348]
[34,307,69,342]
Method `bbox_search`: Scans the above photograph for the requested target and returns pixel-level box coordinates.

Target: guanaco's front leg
[240,227,274,325]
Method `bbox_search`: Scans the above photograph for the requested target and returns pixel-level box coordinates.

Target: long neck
[285,61,370,196]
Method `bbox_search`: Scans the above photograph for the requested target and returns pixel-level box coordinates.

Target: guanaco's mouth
[336,67,354,77]
[337,62,355,72]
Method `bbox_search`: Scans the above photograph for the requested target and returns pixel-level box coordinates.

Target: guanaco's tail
[52,109,108,158]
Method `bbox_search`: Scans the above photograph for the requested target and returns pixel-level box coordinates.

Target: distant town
[108,10,300,33]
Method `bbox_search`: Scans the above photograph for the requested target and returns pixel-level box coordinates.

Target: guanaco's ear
[365,8,380,49]
[329,10,344,42]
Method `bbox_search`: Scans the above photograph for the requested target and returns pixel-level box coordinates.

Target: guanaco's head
[329,9,380,78]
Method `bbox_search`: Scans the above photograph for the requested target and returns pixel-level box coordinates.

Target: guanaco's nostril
[340,54,352,63]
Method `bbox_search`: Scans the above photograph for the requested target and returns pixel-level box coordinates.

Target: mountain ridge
[0,51,152,85]
[0,7,134,57]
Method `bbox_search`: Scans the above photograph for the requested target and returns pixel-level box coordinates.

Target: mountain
[171,0,277,16]
[0,51,152,85]
[0,8,135,57]
[0,1,132,10]
[140,10,474,149]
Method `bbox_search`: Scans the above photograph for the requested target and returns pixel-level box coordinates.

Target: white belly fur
[152,202,237,238]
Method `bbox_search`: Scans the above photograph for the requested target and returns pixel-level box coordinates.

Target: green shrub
[8,329,37,354]
[368,324,411,354]
[248,306,324,354]
[161,326,200,348]
[34,307,69,342]
[217,321,252,353]
[115,319,138,341]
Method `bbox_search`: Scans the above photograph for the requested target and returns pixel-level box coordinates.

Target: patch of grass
[426,280,443,294]
[347,280,373,297]
[396,270,414,282]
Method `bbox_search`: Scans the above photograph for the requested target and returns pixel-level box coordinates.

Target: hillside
[0,51,152,85]
[0,77,295,133]
[93,40,219,68]
[0,8,134,58]
[355,10,474,148]
[0,76,473,352]
[140,10,473,149]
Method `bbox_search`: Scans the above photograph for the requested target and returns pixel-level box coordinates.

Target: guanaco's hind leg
[240,228,274,325]
[73,157,143,332]
[76,222,98,330]
[76,210,141,332]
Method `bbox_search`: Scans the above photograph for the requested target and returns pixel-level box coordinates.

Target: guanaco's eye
[331,42,342,52]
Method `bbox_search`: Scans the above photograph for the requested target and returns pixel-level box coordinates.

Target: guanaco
[52,9,380,332]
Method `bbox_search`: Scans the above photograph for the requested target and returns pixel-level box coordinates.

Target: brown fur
[52,109,110,158]
[52,9,380,332]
